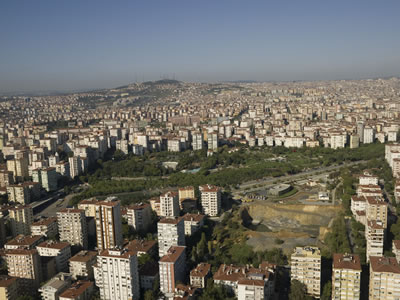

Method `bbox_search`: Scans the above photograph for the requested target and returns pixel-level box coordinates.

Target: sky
[1,0,400,94]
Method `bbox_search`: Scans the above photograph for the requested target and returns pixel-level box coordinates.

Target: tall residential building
[68,156,82,179]
[159,246,186,298]
[160,191,180,217]
[369,256,400,300]
[199,184,221,216]
[7,157,29,182]
[30,217,58,238]
[57,208,88,249]
[332,253,362,300]
[207,132,218,151]
[126,203,152,232]
[94,248,140,300]
[157,217,185,257]
[0,169,14,187]
[6,184,31,204]
[6,249,42,293]
[94,197,123,250]
[192,132,203,150]
[366,220,385,261]
[290,246,321,299]
[9,205,33,237]
[37,241,72,273]
[32,167,58,192]
[363,127,375,144]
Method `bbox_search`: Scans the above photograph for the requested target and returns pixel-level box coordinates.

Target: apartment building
[126,202,152,232]
[37,241,71,273]
[59,280,94,300]
[183,213,205,236]
[190,263,211,288]
[332,253,361,300]
[9,205,33,237]
[6,184,30,204]
[39,272,72,300]
[93,248,140,300]
[199,184,221,217]
[290,246,321,299]
[69,250,97,280]
[192,132,203,150]
[5,249,42,292]
[157,217,185,257]
[369,256,400,300]
[159,246,186,298]
[213,262,275,298]
[160,191,180,217]
[5,234,44,250]
[207,132,218,151]
[57,208,88,249]
[32,167,58,192]
[30,217,58,238]
[366,220,385,261]
[94,197,123,250]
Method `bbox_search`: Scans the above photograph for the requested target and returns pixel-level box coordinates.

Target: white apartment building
[183,213,205,236]
[366,220,385,262]
[57,208,88,249]
[192,132,203,150]
[39,272,72,300]
[9,205,33,237]
[30,217,58,238]
[94,248,140,300]
[290,246,321,299]
[363,127,375,144]
[126,203,152,232]
[6,249,42,292]
[37,241,72,273]
[207,132,218,151]
[369,256,400,300]
[237,279,265,300]
[199,184,221,217]
[69,250,98,280]
[332,253,361,300]
[160,191,180,217]
[157,217,185,257]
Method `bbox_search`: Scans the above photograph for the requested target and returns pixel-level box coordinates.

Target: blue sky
[1,0,400,93]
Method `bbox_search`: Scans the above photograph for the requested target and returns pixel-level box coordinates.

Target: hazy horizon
[1,0,400,94]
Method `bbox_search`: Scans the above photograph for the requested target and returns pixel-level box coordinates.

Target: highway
[233,160,366,196]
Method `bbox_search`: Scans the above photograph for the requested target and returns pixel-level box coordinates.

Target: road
[233,161,365,196]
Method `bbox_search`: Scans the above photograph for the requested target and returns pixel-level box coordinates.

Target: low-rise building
[190,263,211,288]
[39,272,72,300]
[183,213,205,236]
[59,280,94,300]
[69,250,97,280]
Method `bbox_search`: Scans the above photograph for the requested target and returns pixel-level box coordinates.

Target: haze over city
[1,0,400,93]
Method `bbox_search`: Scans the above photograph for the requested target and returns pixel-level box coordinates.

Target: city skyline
[1,0,400,93]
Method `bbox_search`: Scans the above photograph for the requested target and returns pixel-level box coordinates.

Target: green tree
[321,281,332,300]
[289,280,312,300]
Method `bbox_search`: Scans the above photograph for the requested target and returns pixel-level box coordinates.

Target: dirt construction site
[242,201,341,254]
